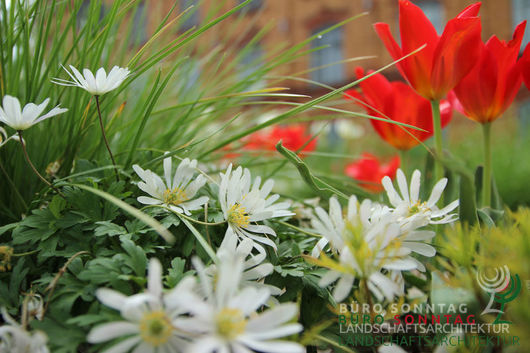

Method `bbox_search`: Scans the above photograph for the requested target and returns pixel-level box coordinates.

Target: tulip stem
[18,131,66,199]
[430,100,444,181]
[482,122,492,208]
[95,95,119,182]
[398,149,408,176]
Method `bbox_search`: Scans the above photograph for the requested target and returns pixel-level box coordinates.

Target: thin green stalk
[179,217,218,263]
[482,122,492,207]
[178,211,226,226]
[94,95,119,181]
[398,149,408,176]
[18,131,65,199]
[430,99,443,181]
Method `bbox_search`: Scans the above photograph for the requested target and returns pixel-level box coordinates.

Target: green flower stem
[177,211,226,226]
[276,220,322,238]
[179,216,218,263]
[11,249,39,257]
[95,95,119,182]
[430,100,444,181]
[482,122,492,207]
[398,149,408,176]
[18,131,66,199]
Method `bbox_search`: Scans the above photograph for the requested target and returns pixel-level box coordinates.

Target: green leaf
[459,173,478,226]
[477,209,495,228]
[120,238,147,277]
[49,195,67,219]
[63,183,175,243]
[0,222,17,236]
[94,221,128,237]
[276,142,348,201]
[166,257,193,288]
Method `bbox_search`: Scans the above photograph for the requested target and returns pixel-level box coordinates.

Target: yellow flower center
[409,201,428,215]
[216,308,247,340]
[139,311,173,347]
[163,187,187,206]
[227,203,250,228]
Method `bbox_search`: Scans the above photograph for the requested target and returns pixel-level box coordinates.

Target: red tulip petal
[454,46,498,123]
[381,156,401,178]
[397,0,439,97]
[374,22,412,83]
[486,21,526,70]
[447,90,465,115]
[439,99,453,128]
[490,62,522,121]
[430,16,482,99]
[356,68,393,110]
[456,2,481,18]
[521,43,530,90]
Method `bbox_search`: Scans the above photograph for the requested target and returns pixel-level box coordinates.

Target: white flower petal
[86,322,138,343]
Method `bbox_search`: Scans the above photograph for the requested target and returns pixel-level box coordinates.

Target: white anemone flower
[0,95,67,131]
[311,196,391,257]
[52,65,130,95]
[208,237,283,296]
[174,256,304,353]
[219,164,294,251]
[318,220,418,302]
[0,308,49,353]
[133,157,209,215]
[310,196,420,302]
[382,169,459,228]
[87,259,193,353]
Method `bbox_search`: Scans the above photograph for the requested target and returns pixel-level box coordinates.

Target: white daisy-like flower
[382,169,459,228]
[0,95,67,131]
[174,256,304,353]
[219,164,294,252]
[312,195,437,276]
[133,157,209,215]
[87,259,192,353]
[52,65,130,95]
[208,237,283,296]
[310,196,419,302]
[311,196,391,257]
[318,220,417,302]
[0,308,49,353]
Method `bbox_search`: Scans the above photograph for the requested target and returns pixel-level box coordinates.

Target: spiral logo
[476,265,511,293]
[476,265,521,324]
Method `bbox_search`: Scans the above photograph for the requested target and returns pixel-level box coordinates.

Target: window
[180,0,200,31]
[238,45,265,90]
[415,0,444,34]
[238,0,263,12]
[239,46,264,76]
[77,0,105,29]
[512,0,530,49]
[131,1,147,45]
[310,24,345,85]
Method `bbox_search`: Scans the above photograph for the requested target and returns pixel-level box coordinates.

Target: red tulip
[374,0,482,100]
[345,67,452,150]
[345,153,400,193]
[453,22,526,124]
[519,42,530,91]
[243,125,317,155]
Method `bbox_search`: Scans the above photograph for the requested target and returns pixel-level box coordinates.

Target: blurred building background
[95,0,530,116]
[145,0,529,90]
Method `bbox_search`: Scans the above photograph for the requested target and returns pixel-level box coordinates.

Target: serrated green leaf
[120,238,147,277]
[94,221,128,237]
